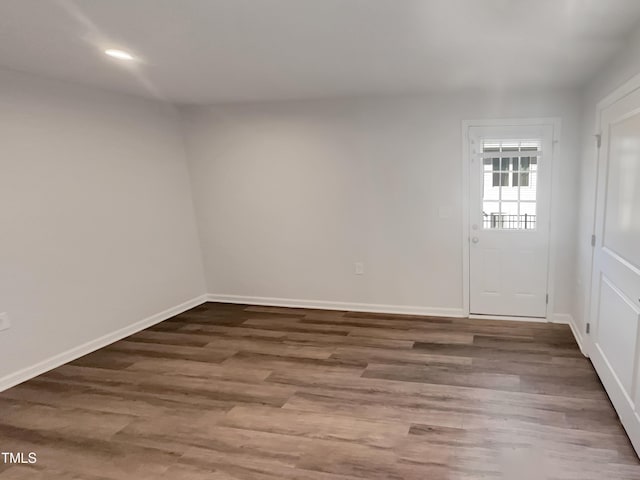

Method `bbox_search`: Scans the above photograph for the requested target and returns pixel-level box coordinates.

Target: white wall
[0,69,206,383]
[575,25,640,342]
[0,67,588,388]
[183,90,581,316]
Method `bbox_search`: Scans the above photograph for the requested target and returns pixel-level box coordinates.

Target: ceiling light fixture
[104,49,134,61]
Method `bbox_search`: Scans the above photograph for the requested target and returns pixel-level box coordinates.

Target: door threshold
[469,313,548,323]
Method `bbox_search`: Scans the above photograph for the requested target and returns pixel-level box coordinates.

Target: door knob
[472,237,479,244]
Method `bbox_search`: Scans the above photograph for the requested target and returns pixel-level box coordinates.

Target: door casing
[583,71,640,357]
[585,72,640,457]
[461,118,561,321]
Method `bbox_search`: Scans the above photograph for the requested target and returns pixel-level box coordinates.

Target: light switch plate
[0,312,10,332]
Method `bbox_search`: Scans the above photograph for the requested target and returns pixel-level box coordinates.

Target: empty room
[2,0,640,478]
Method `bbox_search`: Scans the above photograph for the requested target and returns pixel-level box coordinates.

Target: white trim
[207,296,588,358]
[581,74,640,356]
[545,120,562,321]
[552,313,588,357]
[461,123,471,316]
[583,75,640,457]
[591,342,640,455]
[597,71,640,112]
[469,314,548,323]
[0,294,208,392]
[581,103,602,358]
[550,313,571,325]
[461,117,561,320]
[207,294,465,318]
[0,293,586,393]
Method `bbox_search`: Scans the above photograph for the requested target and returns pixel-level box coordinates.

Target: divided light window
[481,139,540,230]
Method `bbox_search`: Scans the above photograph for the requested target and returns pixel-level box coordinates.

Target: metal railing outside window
[483,213,536,230]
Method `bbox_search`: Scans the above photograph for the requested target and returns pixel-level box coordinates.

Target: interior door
[589,87,640,453]
[468,124,553,318]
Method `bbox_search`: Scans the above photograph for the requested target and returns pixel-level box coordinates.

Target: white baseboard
[552,313,588,357]
[208,294,588,357]
[0,294,208,392]
[550,313,572,325]
[1,294,585,392]
[469,314,548,323]
[590,343,640,456]
[207,294,466,318]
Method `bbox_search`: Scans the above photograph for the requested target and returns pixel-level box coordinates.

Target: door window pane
[491,158,509,187]
[481,139,540,230]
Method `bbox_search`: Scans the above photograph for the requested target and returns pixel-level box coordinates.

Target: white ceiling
[1,0,640,104]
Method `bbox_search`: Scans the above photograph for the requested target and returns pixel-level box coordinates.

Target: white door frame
[461,117,561,321]
[585,73,640,456]
[582,71,640,356]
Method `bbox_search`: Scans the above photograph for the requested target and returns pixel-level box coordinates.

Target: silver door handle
[472,237,479,244]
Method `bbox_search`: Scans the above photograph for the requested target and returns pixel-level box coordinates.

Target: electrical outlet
[354,262,364,275]
[0,312,10,332]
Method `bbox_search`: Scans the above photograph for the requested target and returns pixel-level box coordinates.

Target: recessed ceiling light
[104,49,134,61]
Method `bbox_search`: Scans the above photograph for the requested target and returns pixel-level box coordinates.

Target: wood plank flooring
[1,302,639,479]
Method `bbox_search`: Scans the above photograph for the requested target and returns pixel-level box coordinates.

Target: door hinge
[586,323,591,334]
[595,134,602,149]
[591,234,596,247]
[545,294,549,304]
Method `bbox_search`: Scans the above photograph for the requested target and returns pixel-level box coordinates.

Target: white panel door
[589,87,640,454]
[468,125,553,317]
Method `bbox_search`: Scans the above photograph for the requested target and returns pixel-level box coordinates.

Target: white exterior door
[589,87,640,453]
[468,124,553,318]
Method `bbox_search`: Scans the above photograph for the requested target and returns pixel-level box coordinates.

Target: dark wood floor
[1,303,639,479]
